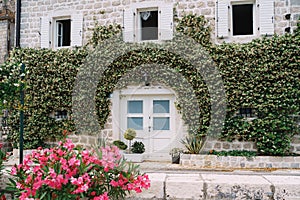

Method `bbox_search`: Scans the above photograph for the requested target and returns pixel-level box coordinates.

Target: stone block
[166,174,204,199]
[202,174,272,200]
[129,173,166,199]
[264,175,300,199]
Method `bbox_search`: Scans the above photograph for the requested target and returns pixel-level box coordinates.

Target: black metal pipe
[19,63,25,164]
[16,0,21,47]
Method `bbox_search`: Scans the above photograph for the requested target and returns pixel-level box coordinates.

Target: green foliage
[2,48,88,149]
[181,134,204,154]
[250,114,299,156]
[220,116,252,142]
[1,14,299,156]
[131,141,145,154]
[113,140,128,150]
[89,23,121,47]
[176,14,211,48]
[124,128,137,141]
[209,150,257,157]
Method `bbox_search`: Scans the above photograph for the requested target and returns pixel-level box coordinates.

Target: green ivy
[1,48,88,148]
[1,14,299,155]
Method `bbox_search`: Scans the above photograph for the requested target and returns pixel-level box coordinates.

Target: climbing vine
[1,14,299,155]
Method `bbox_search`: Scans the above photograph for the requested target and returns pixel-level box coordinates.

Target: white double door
[120,94,175,154]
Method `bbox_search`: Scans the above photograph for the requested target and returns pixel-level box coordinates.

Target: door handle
[148,126,151,132]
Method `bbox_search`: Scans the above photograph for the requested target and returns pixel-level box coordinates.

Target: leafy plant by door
[131,141,145,154]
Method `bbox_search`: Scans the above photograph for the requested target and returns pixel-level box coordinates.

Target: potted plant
[124,141,145,163]
[169,148,183,164]
[112,140,128,155]
[123,128,136,153]
[131,141,145,154]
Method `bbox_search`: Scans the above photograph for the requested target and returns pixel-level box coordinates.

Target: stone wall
[0,20,7,63]
[18,0,299,48]
[0,0,15,64]
[181,154,300,169]
[202,135,300,155]
[274,0,300,34]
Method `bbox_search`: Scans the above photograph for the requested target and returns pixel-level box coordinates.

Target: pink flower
[68,157,80,166]
[93,192,109,200]
[63,139,75,151]
[11,166,17,175]
[9,137,150,199]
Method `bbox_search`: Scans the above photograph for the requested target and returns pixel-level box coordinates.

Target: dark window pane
[56,19,71,47]
[232,4,253,35]
[140,11,158,40]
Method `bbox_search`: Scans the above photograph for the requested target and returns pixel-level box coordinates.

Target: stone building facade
[0,0,15,64]
[9,0,300,159]
[18,0,300,48]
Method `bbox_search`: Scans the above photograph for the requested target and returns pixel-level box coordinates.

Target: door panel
[121,95,175,154]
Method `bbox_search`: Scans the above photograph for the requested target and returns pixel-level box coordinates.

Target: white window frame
[230,0,257,38]
[53,17,71,49]
[137,7,159,42]
[216,0,274,43]
[123,2,173,43]
[40,11,83,49]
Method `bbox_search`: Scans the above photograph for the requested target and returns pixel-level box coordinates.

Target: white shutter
[40,17,50,48]
[216,0,229,38]
[259,0,274,35]
[159,4,173,41]
[123,9,135,42]
[71,13,83,47]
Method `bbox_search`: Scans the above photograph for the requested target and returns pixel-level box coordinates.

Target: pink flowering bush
[6,139,150,200]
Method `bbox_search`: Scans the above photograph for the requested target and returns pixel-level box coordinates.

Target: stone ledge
[127,173,300,200]
[180,154,300,169]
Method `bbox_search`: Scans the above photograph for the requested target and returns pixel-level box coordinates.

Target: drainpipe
[16,0,21,47]
[15,0,24,164]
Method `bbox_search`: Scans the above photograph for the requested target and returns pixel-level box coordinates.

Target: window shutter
[259,0,274,35]
[71,13,83,47]
[216,0,229,38]
[123,9,135,42]
[40,17,50,48]
[159,4,173,41]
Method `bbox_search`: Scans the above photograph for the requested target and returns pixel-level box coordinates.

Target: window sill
[216,34,259,44]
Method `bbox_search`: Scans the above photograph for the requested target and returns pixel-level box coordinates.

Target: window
[216,0,274,40]
[239,108,255,118]
[40,12,83,49]
[55,19,71,47]
[123,2,173,42]
[232,4,253,35]
[139,10,158,41]
[49,110,68,121]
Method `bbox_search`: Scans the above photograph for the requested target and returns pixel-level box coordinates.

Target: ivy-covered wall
[1,15,299,155]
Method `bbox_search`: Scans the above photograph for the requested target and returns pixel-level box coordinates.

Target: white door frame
[111,85,186,158]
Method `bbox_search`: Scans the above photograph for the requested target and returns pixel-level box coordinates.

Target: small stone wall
[202,135,300,155]
[181,154,300,169]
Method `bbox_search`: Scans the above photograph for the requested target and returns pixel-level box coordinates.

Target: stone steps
[128,172,300,200]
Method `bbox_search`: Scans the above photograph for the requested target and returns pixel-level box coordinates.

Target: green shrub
[112,140,128,150]
[181,134,204,154]
[131,141,145,154]
[124,129,137,141]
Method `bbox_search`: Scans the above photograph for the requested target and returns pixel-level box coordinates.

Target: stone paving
[2,159,300,200]
[128,161,300,200]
